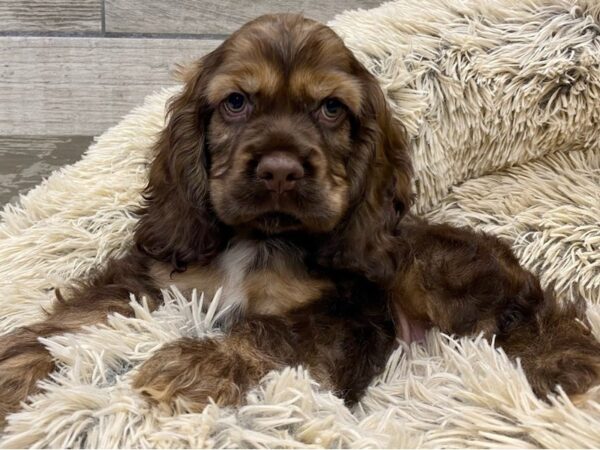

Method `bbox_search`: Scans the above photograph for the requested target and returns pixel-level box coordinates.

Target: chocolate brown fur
[136,276,395,408]
[0,14,598,425]
[0,329,54,426]
[0,249,160,426]
[392,218,600,398]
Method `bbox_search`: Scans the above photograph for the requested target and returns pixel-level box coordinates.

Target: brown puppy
[0,13,410,423]
[0,14,597,425]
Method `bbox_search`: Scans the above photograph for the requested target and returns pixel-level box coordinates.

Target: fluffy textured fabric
[1,0,600,446]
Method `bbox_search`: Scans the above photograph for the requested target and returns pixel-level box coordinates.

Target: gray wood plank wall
[105,0,382,34]
[0,0,382,206]
[0,0,102,32]
[1,37,220,135]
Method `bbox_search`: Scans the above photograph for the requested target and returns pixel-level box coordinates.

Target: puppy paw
[133,338,250,412]
[508,308,600,399]
[0,329,55,426]
[524,346,600,399]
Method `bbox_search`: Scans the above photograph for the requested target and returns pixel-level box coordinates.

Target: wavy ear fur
[320,71,413,284]
[135,48,228,270]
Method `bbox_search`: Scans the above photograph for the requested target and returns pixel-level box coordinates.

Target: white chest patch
[150,239,332,327]
[215,240,258,321]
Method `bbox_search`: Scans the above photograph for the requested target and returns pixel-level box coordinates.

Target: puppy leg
[133,319,295,411]
[498,300,600,399]
[135,300,396,411]
[0,328,55,426]
[392,221,544,337]
[392,220,600,398]
[0,254,158,426]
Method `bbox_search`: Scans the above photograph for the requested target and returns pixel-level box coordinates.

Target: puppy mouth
[251,212,303,233]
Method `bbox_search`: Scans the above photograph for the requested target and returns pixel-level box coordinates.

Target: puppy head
[136,14,412,275]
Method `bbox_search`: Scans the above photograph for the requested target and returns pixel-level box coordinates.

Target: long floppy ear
[135,49,228,270]
[320,71,413,284]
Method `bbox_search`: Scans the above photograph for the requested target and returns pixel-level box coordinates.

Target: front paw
[133,338,250,411]
[0,329,55,426]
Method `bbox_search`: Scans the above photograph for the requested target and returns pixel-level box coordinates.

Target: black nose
[256,152,304,193]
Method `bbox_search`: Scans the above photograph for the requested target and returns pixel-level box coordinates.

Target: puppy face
[136,14,412,278]
[206,17,363,234]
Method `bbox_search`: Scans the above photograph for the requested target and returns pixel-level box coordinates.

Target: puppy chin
[250,212,304,234]
[223,208,341,237]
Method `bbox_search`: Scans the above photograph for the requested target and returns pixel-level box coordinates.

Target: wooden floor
[0,0,381,206]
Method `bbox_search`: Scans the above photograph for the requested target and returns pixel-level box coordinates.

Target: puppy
[0,14,597,424]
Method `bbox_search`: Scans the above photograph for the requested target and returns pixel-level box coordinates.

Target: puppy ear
[321,72,413,284]
[135,49,227,270]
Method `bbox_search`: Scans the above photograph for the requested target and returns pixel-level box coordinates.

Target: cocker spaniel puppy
[0,14,598,423]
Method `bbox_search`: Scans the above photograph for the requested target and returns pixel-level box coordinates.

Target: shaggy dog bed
[1,0,599,447]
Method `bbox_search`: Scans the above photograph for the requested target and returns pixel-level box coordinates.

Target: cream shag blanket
[1,0,600,447]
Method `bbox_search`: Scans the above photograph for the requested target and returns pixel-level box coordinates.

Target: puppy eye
[227,93,245,110]
[318,98,346,124]
[222,92,249,119]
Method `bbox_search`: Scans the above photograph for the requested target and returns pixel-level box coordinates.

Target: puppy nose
[256,152,304,193]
